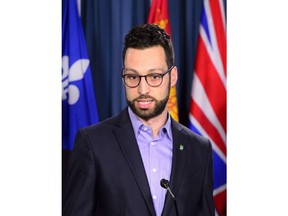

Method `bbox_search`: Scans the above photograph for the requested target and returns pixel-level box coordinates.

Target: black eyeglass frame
[121,65,175,88]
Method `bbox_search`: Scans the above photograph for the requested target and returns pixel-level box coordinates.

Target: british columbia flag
[189,0,226,215]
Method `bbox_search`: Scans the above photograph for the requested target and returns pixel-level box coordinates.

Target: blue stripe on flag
[200,8,211,46]
[212,149,226,189]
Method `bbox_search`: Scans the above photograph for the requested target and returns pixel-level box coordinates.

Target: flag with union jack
[189,0,226,215]
[147,0,179,122]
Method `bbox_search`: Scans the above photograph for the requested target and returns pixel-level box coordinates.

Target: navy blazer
[63,108,215,216]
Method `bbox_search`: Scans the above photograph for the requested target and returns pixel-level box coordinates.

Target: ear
[170,66,178,87]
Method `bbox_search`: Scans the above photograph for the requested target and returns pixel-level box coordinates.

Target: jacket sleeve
[197,140,215,216]
[63,129,96,216]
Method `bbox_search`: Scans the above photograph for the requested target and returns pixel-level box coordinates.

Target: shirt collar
[128,107,173,140]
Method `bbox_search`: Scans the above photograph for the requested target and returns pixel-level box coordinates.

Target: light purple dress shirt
[128,108,173,216]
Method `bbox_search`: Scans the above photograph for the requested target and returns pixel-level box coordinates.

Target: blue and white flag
[62,0,99,151]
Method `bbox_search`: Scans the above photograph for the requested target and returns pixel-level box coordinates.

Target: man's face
[123,46,177,121]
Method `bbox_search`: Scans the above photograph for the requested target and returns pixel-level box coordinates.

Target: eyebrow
[123,68,166,74]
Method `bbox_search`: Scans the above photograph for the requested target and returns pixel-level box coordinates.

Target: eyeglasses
[121,66,174,88]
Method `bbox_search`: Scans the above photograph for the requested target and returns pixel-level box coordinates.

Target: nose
[137,76,150,95]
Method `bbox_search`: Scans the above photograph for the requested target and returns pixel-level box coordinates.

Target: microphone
[160,179,175,199]
[160,179,179,216]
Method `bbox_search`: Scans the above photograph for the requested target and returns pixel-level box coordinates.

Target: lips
[136,98,154,109]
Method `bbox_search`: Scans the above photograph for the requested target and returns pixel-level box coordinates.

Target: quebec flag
[62,0,99,151]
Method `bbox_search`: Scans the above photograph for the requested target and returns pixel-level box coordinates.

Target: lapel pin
[179,145,184,151]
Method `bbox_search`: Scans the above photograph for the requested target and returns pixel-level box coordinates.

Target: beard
[127,91,170,121]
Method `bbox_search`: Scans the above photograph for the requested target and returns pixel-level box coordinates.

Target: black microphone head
[160,179,169,189]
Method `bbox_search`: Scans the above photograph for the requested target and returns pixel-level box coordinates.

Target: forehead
[124,46,166,69]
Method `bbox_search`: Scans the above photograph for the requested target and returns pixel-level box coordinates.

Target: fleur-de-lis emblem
[62,56,90,105]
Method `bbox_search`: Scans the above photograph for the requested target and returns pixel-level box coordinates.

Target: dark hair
[122,24,175,68]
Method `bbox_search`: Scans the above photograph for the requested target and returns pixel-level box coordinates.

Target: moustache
[135,95,155,101]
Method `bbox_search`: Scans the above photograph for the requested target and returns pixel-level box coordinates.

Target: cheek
[125,88,137,100]
[154,85,170,100]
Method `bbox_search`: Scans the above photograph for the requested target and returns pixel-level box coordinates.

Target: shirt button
[151,141,155,145]
[152,168,157,172]
[152,195,157,200]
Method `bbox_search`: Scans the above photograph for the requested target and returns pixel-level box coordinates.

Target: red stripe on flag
[214,189,227,215]
[209,0,226,76]
[194,36,226,132]
[190,98,226,156]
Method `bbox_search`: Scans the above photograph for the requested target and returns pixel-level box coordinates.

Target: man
[63,24,215,216]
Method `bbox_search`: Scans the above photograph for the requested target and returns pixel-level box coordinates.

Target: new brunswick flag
[148,0,179,122]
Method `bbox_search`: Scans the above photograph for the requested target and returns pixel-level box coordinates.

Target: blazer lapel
[113,109,156,216]
[161,120,188,216]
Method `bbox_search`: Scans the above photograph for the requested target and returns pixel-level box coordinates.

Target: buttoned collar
[128,107,173,141]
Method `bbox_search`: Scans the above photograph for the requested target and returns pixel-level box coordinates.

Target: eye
[149,74,162,80]
[125,74,139,80]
